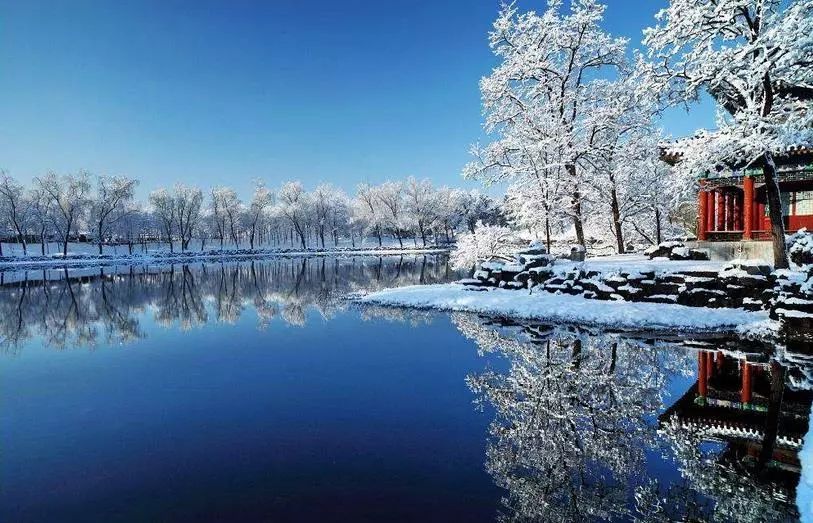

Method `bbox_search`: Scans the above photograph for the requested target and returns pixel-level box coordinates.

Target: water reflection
[448,314,811,522]
[0,254,454,352]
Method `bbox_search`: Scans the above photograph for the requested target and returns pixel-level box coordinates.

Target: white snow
[551,254,724,276]
[358,284,767,332]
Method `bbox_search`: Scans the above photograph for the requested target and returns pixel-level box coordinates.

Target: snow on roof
[660,137,813,165]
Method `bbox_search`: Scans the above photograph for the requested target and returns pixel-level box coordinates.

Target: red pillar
[715,191,724,232]
[741,362,752,404]
[743,176,754,240]
[726,191,735,231]
[707,190,716,232]
[698,189,708,241]
[698,352,708,398]
[733,192,742,230]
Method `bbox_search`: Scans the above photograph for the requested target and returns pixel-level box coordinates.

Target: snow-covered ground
[357,284,767,333]
[552,254,736,275]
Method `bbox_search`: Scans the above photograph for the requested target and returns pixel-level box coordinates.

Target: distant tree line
[0,170,503,256]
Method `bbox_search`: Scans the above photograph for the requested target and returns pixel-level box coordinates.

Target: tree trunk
[763,151,789,269]
[758,361,785,472]
[610,187,624,254]
[572,189,585,247]
[655,208,662,245]
[566,164,586,246]
[545,214,551,252]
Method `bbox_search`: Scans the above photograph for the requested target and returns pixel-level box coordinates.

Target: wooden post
[698,188,708,241]
[743,176,754,240]
[707,189,716,232]
[725,191,735,231]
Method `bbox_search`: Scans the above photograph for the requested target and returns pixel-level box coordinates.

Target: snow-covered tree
[377,181,409,247]
[451,222,520,270]
[404,177,438,246]
[149,188,176,252]
[90,174,138,254]
[354,182,386,246]
[276,181,311,249]
[35,171,92,256]
[644,0,813,268]
[174,184,204,251]
[0,171,32,255]
[466,0,628,247]
[246,180,274,249]
[28,187,53,255]
[210,187,242,248]
[312,183,342,248]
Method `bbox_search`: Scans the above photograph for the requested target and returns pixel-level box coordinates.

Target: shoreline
[357,283,769,334]
[0,246,450,271]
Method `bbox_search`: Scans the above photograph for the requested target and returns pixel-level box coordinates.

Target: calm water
[0,256,809,522]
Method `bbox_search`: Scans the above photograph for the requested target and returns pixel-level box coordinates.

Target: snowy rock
[569,244,586,261]
[788,228,813,267]
[646,241,709,261]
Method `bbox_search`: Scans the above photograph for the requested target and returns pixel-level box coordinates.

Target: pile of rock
[645,241,709,261]
[538,262,773,309]
[788,229,813,267]
[462,254,778,310]
[461,241,556,291]
[770,266,813,331]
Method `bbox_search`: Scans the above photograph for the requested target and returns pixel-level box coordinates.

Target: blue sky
[0,0,714,198]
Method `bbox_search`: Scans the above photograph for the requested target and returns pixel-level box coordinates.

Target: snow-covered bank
[358,284,768,332]
[552,254,728,275]
[0,246,450,270]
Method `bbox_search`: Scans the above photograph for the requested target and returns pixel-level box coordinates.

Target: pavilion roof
[659,138,813,166]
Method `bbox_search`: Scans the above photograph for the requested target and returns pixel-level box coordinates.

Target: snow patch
[358,284,767,332]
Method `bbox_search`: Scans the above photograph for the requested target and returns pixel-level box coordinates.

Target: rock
[788,229,813,266]
[678,288,730,308]
[647,241,709,261]
[457,278,489,287]
[643,294,678,304]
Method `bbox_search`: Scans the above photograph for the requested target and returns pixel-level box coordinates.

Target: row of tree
[467,0,812,267]
[0,170,503,256]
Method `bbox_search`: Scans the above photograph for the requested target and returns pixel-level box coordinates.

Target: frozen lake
[0,255,809,522]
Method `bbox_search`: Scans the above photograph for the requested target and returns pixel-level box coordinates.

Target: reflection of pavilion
[660,350,812,511]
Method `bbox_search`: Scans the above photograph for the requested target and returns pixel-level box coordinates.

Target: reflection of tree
[447,314,813,522]
[456,314,689,522]
[0,254,455,351]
